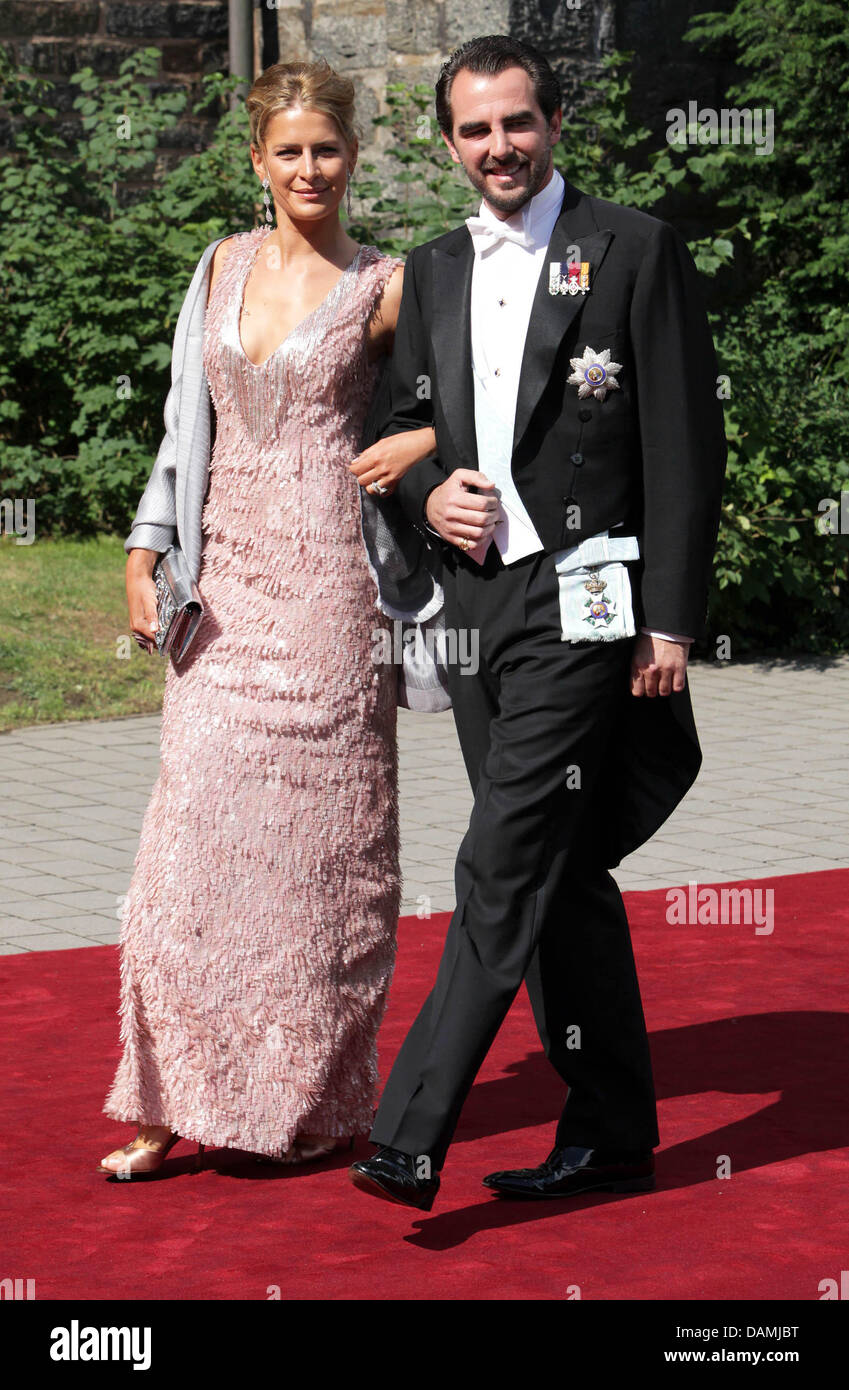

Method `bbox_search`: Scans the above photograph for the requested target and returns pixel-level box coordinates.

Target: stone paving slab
[1,656,847,952]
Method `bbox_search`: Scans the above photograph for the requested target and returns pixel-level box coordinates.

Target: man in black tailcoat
[350,35,726,1211]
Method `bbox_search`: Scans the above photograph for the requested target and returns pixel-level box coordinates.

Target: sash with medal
[552,533,640,643]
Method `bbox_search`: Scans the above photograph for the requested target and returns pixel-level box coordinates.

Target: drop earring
[346,174,353,219]
[262,177,274,226]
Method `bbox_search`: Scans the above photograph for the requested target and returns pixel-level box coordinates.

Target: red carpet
[1,869,847,1301]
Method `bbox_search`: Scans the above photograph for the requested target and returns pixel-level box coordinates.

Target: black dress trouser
[369,542,660,1171]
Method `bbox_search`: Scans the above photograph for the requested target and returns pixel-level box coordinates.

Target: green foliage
[1,17,847,652]
[681,0,849,650]
[0,532,165,730]
[0,48,258,534]
[686,1,849,337]
[347,82,477,251]
[550,52,739,277]
[714,288,849,651]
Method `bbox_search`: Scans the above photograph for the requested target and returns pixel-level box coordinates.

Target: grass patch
[0,534,166,732]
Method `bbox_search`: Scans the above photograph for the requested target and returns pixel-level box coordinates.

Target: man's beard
[463,145,553,215]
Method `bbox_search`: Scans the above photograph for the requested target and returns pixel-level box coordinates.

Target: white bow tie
[465,213,533,254]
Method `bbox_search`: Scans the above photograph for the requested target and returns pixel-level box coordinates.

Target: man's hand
[425,469,499,548]
[630,633,689,697]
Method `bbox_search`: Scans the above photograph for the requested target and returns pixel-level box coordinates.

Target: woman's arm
[348,425,438,496]
[366,262,404,359]
[126,547,159,650]
[126,237,231,647]
[353,263,438,495]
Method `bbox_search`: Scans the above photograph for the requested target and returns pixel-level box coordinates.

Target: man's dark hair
[434,34,562,137]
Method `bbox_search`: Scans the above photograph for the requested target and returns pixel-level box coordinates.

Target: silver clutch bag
[151,543,204,663]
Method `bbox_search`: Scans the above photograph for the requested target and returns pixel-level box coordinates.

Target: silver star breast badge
[567,346,622,402]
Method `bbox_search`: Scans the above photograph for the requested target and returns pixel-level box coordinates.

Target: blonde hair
[246,59,359,153]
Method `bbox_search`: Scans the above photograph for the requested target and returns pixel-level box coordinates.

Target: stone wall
[1,0,737,169]
[271,1,619,141]
[271,0,734,169]
[0,0,229,159]
[267,1,617,186]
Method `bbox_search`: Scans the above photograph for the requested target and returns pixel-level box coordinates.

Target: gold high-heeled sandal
[98,1130,206,1179]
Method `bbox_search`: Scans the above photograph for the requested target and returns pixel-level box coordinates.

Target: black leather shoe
[482,1145,655,1199]
[349,1145,440,1212]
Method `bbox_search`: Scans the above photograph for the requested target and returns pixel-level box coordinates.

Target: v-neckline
[236,229,363,369]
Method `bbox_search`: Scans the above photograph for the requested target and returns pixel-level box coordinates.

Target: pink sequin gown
[104,227,404,1157]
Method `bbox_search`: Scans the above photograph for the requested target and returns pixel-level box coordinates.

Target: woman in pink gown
[98,60,453,1176]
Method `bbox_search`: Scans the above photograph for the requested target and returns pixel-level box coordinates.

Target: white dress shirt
[466,167,561,565]
[454,167,691,645]
[468,165,565,456]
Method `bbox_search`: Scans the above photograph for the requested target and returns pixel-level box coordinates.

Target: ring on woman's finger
[457,537,471,551]
[368,480,388,496]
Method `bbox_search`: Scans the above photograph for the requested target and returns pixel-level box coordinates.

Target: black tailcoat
[369,176,728,866]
